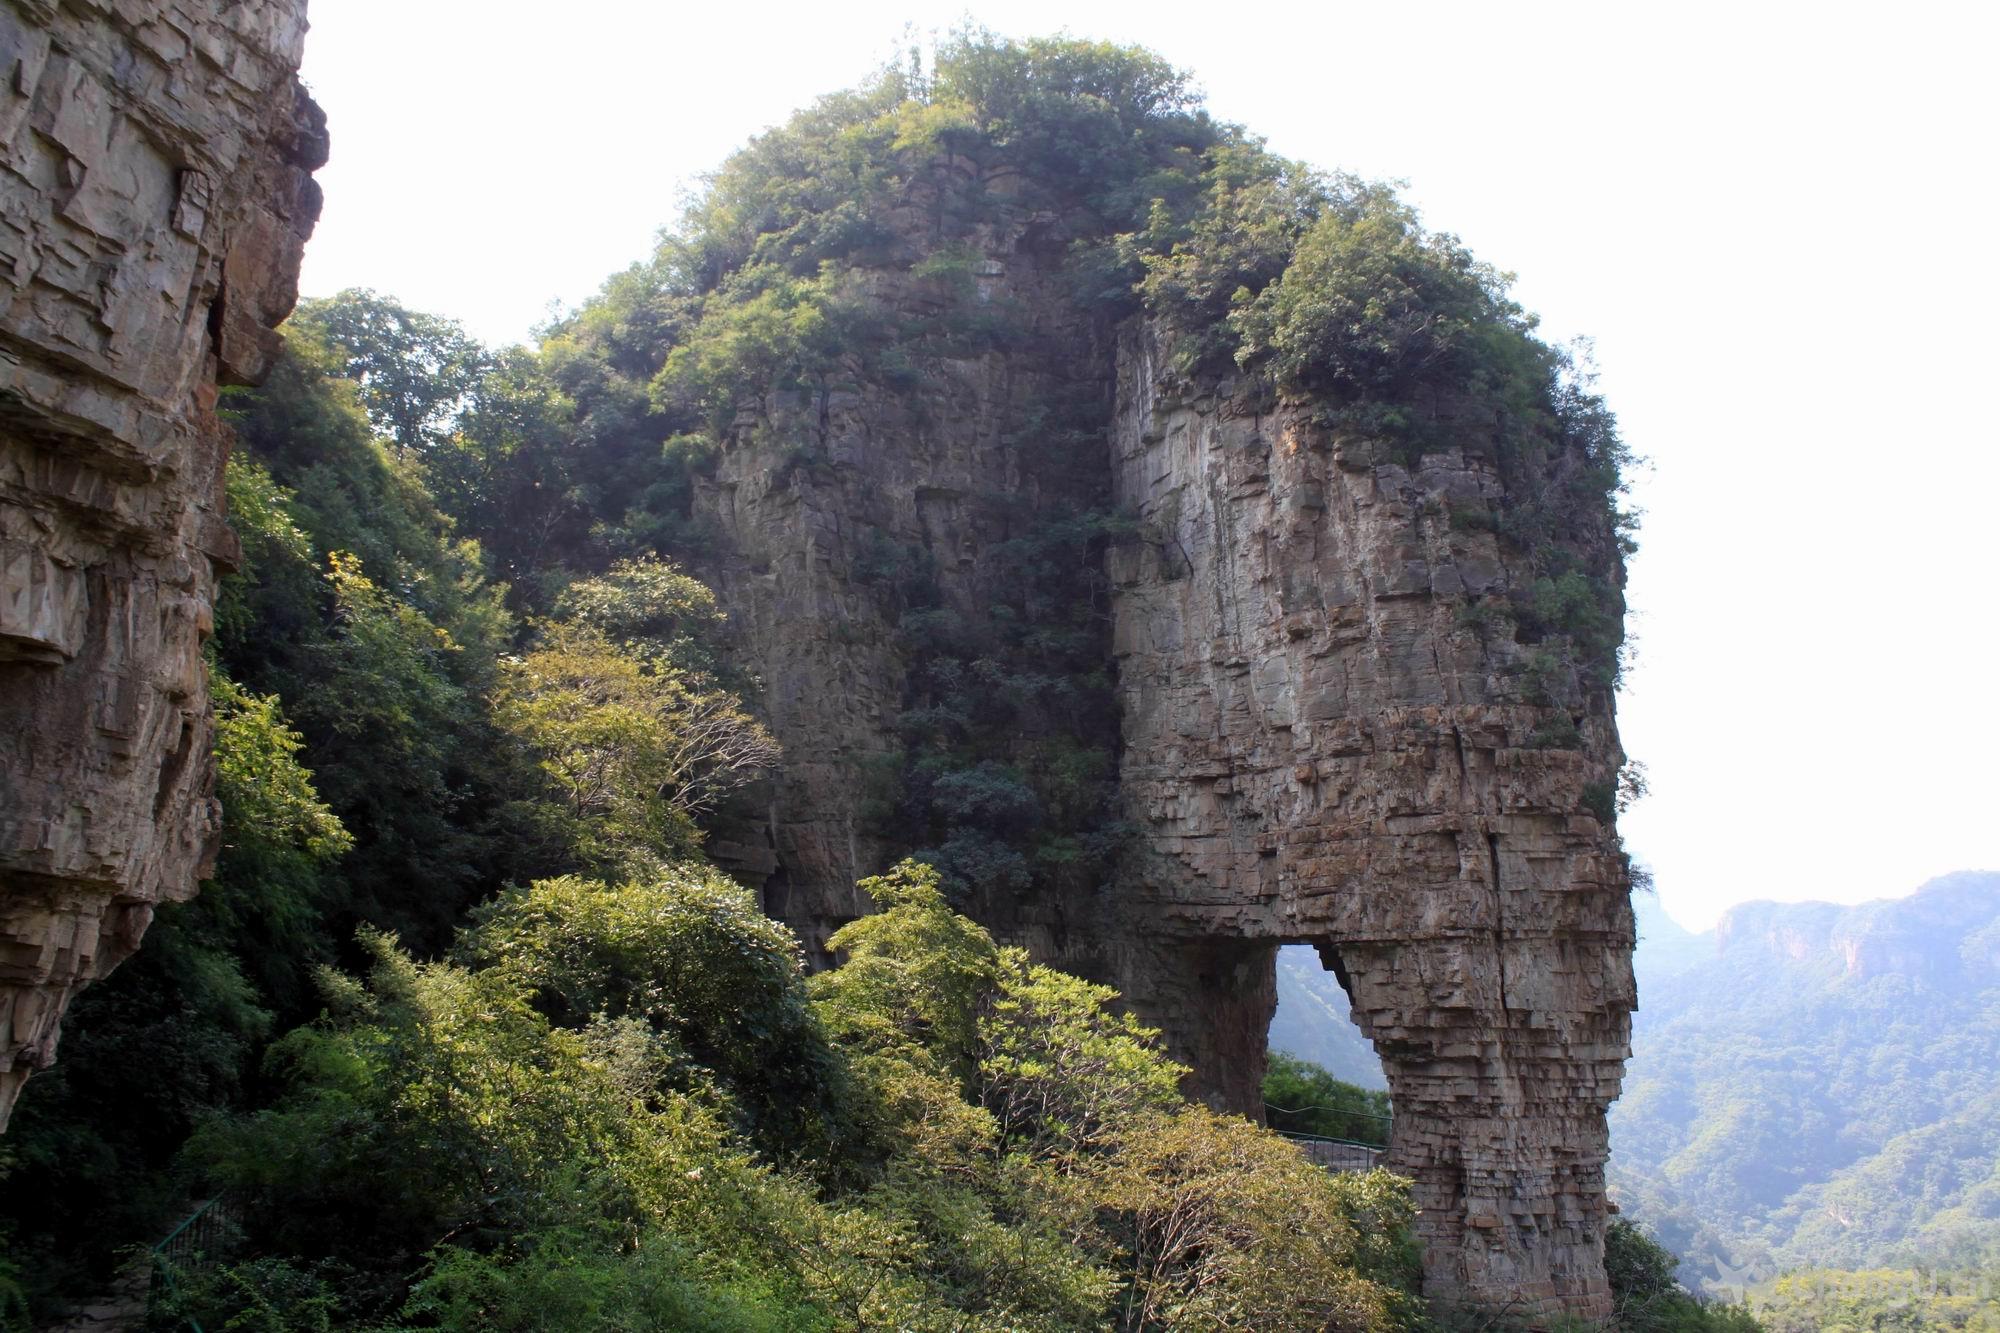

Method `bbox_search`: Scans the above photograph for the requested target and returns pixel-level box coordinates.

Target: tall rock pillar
[1106,325,1636,1316]
[0,0,323,1129]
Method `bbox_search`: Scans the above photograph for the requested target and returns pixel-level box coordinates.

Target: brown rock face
[1103,326,1636,1315]
[699,230,1635,1311]
[0,0,322,1129]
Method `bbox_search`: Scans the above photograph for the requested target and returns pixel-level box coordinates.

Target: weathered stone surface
[699,255,1635,1311]
[0,0,321,1129]
[1102,325,1635,1316]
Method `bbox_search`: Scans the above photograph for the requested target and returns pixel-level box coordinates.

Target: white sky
[298,0,1999,931]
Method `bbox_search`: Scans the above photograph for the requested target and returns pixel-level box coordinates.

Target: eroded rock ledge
[0,0,322,1128]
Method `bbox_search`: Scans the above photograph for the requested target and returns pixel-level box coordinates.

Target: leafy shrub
[463,869,858,1169]
[492,623,778,874]
[552,554,723,666]
[399,1229,824,1332]
[820,860,1427,1330]
[1607,1219,1767,1333]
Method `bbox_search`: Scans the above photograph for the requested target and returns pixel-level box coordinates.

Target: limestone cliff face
[699,262,1634,1311]
[691,158,1115,960]
[1104,325,1635,1314]
[0,0,322,1128]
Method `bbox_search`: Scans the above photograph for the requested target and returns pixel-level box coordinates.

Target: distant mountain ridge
[1631,890,1710,987]
[1709,873,2000,983]
[1612,871,2000,1287]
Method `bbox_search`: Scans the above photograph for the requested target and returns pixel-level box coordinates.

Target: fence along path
[1277,1130,1389,1172]
[1265,1096,1392,1173]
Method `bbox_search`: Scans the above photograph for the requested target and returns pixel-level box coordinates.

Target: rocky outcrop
[0,0,322,1129]
[1103,325,1635,1314]
[698,244,1635,1311]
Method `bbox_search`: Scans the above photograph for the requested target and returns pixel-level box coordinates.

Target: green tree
[182,929,836,1327]
[815,859,1427,1331]
[813,859,1000,1083]
[463,869,856,1169]
[493,623,778,874]
[1261,1051,1393,1147]
[552,554,727,681]
[292,289,493,453]
[1605,1220,1767,1333]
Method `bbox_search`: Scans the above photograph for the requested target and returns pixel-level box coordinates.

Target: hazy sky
[297,1,1998,931]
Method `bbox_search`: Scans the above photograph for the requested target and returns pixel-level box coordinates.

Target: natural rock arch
[681,192,1638,1313]
[1099,323,1636,1315]
[702,309,1636,1315]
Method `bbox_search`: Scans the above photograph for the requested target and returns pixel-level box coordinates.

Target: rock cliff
[1104,326,1635,1312]
[684,151,1636,1314]
[0,0,321,1129]
[693,157,1119,961]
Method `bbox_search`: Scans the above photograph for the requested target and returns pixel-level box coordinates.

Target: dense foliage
[155,861,1424,1331]
[0,321,775,1319]
[1262,1051,1393,1147]
[1747,1248,2000,1332]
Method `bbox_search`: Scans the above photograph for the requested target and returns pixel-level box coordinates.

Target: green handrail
[154,1198,219,1254]
[1275,1129,1388,1152]
[150,1197,224,1333]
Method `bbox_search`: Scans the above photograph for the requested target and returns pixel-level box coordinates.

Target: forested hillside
[1607,873,2000,1290]
[0,219,1426,1333]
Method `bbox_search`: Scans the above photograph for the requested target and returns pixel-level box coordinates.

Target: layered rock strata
[1104,325,1635,1315]
[0,0,322,1128]
[701,271,1635,1311]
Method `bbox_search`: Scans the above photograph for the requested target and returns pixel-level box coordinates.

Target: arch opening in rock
[1270,941,1391,1100]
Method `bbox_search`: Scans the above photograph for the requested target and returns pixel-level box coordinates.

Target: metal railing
[1264,1099,1392,1142]
[150,1197,232,1333]
[1277,1130,1389,1173]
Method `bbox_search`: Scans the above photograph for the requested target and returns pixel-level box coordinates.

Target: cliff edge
[0,0,322,1128]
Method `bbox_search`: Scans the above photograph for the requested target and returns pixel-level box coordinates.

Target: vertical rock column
[0,0,323,1129]
[1106,325,1636,1317]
